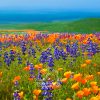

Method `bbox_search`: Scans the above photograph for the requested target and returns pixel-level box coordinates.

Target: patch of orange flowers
[0,71,2,78]
[64,71,72,78]
[13,76,21,83]
[33,89,41,96]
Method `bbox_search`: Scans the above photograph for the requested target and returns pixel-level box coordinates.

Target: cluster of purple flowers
[54,47,67,60]
[47,56,54,71]
[9,50,15,61]
[4,52,11,67]
[13,90,20,100]
[40,48,52,64]
[70,42,78,57]
[40,48,54,70]
[29,63,35,79]
[41,78,53,100]
[54,47,60,60]
[28,47,36,58]
[80,44,86,55]
[66,44,70,53]
[40,51,48,63]
[21,41,26,55]
[4,50,16,67]
[17,55,22,64]
[87,39,98,58]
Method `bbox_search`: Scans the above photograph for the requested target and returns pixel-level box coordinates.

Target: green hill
[0,18,100,33]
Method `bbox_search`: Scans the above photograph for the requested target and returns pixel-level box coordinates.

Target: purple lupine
[17,56,22,64]
[40,51,48,63]
[21,46,26,55]
[31,47,36,58]
[21,41,26,55]
[41,78,53,100]
[66,44,70,53]
[13,91,18,100]
[9,50,15,61]
[4,52,8,59]
[29,63,35,78]
[54,47,60,60]
[87,38,98,58]
[47,56,54,71]
[5,57,11,67]
[80,44,86,53]
[60,49,67,60]
[13,90,20,100]
[70,42,78,57]
[37,70,42,80]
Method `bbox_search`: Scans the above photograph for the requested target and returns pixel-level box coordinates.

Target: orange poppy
[85,59,92,64]
[34,65,39,69]
[90,81,97,87]
[0,71,2,78]
[64,71,72,78]
[81,78,87,85]
[82,88,91,96]
[33,89,41,96]
[34,64,42,70]
[85,75,94,80]
[61,78,68,83]
[71,82,79,90]
[91,86,99,94]
[51,82,60,89]
[76,90,84,99]
[83,40,87,45]
[73,73,82,82]
[81,63,87,68]
[13,76,21,83]
[40,69,47,75]
[38,64,43,69]
[23,66,30,71]
[14,76,21,81]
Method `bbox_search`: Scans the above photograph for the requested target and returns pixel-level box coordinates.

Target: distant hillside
[0,18,100,33]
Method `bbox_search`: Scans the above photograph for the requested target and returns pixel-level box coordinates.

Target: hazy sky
[0,0,100,12]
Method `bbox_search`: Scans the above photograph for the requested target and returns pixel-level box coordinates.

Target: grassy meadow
[0,18,100,100]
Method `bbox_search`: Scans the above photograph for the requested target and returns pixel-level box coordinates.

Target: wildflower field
[0,31,100,100]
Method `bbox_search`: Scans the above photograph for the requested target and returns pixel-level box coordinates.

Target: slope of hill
[0,18,100,33]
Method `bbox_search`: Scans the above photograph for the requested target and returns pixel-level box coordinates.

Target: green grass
[0,39,100,100]
[0,18,100,33]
